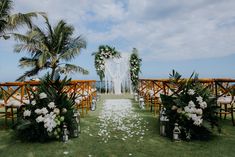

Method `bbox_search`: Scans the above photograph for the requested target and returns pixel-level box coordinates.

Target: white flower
[48,102,55,109]
[196,96,203,103]
[191,114,197,121]
[62,108,67,113]
[41,107,48,115]
[35,109,42,114]
[184,106,190,113]
[187,89,195,95]
[171,105,178,110]
[36,115,44,123]
[53,108,60,115]
[23,110,31,117]
[193,118,203,126]
[199,101,207,109]
[195,108,203,115]
[31,100,36,106]
[188,101,195,108]
[43,113,57,132]
[39,92,47,99]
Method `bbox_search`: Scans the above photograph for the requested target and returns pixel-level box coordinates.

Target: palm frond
[18,57,37,68]
[59,64,89,75]
[59,36,86,61]
[16,67,41,81]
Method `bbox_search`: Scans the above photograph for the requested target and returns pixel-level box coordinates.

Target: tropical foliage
[160,70,220,141]
[129,48,142,91]
[0,0,39,39]
[15,74,76,142]
[13,15,88,81]
[92,45,120,80]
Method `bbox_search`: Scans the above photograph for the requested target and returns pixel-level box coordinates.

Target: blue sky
[1,0,235,82]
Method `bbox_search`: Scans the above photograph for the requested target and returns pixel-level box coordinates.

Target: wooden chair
[217,95,234,126]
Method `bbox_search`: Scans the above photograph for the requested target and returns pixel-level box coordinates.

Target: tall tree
[0,0,39,39]
[13,15,88,81]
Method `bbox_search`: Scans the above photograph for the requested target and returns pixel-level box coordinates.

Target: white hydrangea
[39,92,47,99]
[193,117,203,126]
[187,89,195,95]
[23,110,31,117]
[188,100,195,108]
[36,115,44,123]
[43,113,57,132]
[199,101,207,109]
[41,107,48,115]
[35,109,42,114]
[48,102,55,109]
[196,96,203,103]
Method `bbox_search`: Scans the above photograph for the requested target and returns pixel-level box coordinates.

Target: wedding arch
[93,45,141,94]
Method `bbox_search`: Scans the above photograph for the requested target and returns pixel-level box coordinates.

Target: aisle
[97,99,149,143]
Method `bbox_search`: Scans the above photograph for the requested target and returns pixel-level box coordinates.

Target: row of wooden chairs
[137,78,235,126]
[0,80,97,127]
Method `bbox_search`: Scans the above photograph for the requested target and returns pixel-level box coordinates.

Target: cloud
[12,0,235,62]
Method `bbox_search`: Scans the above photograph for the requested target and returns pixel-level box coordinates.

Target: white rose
[41,107,48,115]
[48,102,55,109]
[35,109,42,114]
[31,100,36,106]
[36,115,44,123]
[39,92,47,99]
[23,110,31,117]
[53,108,60,115]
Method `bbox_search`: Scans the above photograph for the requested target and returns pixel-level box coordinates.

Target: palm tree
[13,15,88,81]
[0,0,39,39]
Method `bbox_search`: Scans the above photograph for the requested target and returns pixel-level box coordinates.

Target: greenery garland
[93,45,120,81]
[129,48,142,92]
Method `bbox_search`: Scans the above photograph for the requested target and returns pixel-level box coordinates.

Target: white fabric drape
[104,54,131,94]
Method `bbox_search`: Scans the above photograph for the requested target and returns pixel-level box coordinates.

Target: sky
[1,0,235,82]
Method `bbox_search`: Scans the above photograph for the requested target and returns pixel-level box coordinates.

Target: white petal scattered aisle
[97,99,148,143]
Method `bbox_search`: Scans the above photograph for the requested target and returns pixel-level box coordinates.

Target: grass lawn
[0,94,235,157]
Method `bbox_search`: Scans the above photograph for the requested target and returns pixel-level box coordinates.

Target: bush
[15,75,76,142]
[160,70,220,141]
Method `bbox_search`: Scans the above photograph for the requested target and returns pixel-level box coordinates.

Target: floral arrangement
[129,48,142,92]
[15,75,76,142]
[92,45,120,80]
[160,70,220,141]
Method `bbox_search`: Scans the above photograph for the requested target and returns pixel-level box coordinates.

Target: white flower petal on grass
[63,151,69,155]
[39,92,47,99]
[97,99,148,142]
[23,110,31,117]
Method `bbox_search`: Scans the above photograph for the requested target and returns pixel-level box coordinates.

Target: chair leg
[231,105,235,126]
